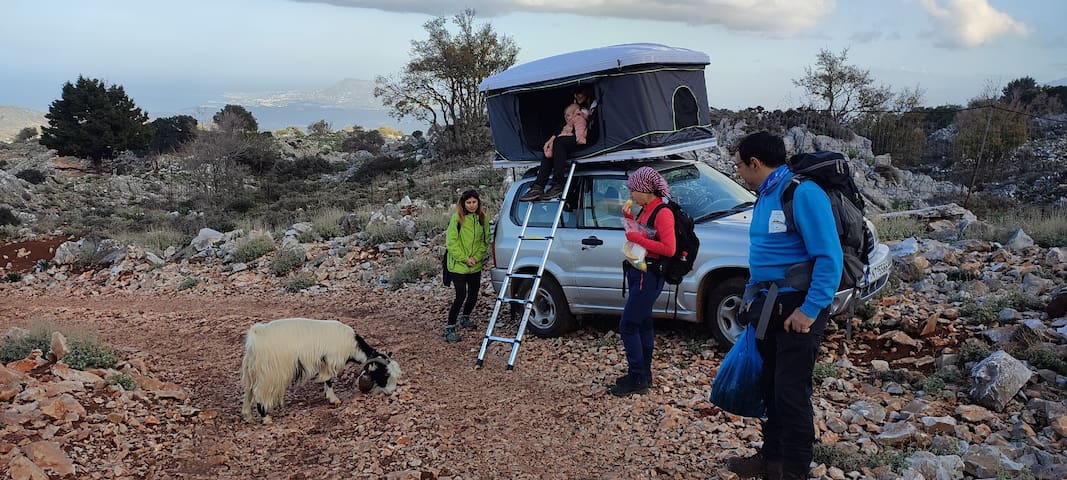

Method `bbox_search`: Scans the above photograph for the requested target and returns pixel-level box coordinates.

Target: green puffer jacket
[446,212,490,275]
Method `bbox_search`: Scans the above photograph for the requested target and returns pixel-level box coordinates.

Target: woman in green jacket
[444,189,490,343]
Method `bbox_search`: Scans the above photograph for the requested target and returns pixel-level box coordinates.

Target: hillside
[0,106,46,143]
[0,128,1064,479]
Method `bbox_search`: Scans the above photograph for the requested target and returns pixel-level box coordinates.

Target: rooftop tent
[479,43,717,168]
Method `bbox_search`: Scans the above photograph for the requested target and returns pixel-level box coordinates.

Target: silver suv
[489,158,893,346]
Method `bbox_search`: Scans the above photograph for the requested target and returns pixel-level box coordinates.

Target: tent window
[673,87,698,129]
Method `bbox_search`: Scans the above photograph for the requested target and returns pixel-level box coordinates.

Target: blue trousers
[619,265,664,383]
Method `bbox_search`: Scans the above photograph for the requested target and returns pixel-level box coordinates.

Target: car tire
[513,276,576,338]
[705,276,747,349]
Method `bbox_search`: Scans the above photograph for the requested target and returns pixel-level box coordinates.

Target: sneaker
[725,453,781,479]
[458,314,475,330]
[443,325,461,343]
[541,183,565,200]
[518,185,545,202]
[608,373,649,397]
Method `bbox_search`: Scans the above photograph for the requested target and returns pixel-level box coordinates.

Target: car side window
[513,182,578,228]
[580,177,628,229]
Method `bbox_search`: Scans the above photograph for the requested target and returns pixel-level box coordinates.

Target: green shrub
[15,126,38,142]
[0,206,19,227]
[814,444,909,474]
[269,246,306,276]
[918,375,947,394]
[15,169,47,185]
[65,339,121,370]
[106,373,137,390]
[389,257,438,290]
[414,209,452,238]
[233,235,275,263]
[112,226,189,254]
[177,277,199,291]
[959,338,993,364]
[341,127,385,154]
[283,272,317,292]
[813,444,864,473]
[272,155,335,180]
[364,222,409,245]
[960,290,1044,324]
[1016,344,1067,374]
[813,362,842,382]
[0,329,51,362]
[872,216,926,241]
[973,205,1067,248]
[310,207,345,240]
[866,450,908,473]
[959,298,999,324]
[4,272,21,283]
[874,369,914,383]
[346,154,414,182]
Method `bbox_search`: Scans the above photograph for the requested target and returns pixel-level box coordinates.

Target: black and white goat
[240,318,401,424]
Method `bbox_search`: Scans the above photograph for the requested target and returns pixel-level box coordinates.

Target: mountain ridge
[0,106,47,143]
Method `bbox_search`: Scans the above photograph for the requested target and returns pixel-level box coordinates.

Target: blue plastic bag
[709,324,766,417]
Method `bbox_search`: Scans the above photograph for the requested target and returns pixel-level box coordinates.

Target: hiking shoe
[458,314,475,330]
[518,185,545,202]
[541,183,565,200]
[725,453,781,479]
[608,373,649,397]
[443,325,461,343]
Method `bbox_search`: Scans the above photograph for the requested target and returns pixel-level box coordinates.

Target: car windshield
[662,163,755,222]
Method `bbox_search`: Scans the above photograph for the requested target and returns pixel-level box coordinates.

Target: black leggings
[448,272,481,325]
[534,135,578,187]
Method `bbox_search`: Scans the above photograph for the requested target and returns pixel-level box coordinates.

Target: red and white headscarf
[627,166,670,200]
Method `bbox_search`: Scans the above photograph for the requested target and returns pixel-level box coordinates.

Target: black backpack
[647,200,700,285]
[781,151,874,291]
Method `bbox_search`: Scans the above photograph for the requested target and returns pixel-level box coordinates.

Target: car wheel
[705,276,747,349]
[513,276,576,338]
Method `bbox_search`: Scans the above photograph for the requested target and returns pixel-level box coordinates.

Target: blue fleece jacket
[747,165,843,318]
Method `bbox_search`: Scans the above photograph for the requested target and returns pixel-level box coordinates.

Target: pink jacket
[542,111,588,157]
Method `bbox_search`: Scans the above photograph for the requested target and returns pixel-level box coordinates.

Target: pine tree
[213,104,258,132]
[40,76,150,164]
[149,115,198,154]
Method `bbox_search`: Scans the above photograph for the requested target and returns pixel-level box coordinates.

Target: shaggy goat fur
[240,318,400,424]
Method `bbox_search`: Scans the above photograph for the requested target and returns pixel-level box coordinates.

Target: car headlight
[865,218,880,247]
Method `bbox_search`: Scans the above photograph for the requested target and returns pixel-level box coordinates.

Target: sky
[3,0,1065,129]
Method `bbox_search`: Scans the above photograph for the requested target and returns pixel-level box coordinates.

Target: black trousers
[753,291,829,477]
[448,272,481,325]
[534,135,578,187]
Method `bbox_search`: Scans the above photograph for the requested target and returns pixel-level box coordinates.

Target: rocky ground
[1,226,1066,479]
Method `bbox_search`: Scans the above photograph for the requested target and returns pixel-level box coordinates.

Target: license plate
[869,260,891,280]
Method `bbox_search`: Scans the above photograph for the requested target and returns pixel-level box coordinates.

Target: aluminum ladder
[476,162,576,370]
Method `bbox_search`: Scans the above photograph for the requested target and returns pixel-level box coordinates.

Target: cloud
[918,0,1030,47]
[291,0,836,34]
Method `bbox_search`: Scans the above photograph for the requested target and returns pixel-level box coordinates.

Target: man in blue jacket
[726,132,843,480]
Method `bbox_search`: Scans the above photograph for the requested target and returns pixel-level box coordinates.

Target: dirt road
[1,288,738,479]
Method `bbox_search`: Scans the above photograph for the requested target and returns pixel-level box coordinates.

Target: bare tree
[374,9,518,131]
[793,48,894,122]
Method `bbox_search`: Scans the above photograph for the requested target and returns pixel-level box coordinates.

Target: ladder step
[517,235,553,240]
[486,335,519,344]
[506,273,538,280]
[500,297,530,305]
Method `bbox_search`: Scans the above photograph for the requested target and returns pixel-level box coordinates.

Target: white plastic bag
[622,242,647,271]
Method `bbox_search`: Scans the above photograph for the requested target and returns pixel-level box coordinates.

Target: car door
[510,181,579,289]
[568,175,630,311]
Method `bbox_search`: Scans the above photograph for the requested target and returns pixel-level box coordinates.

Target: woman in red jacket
[611,166,675,396]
